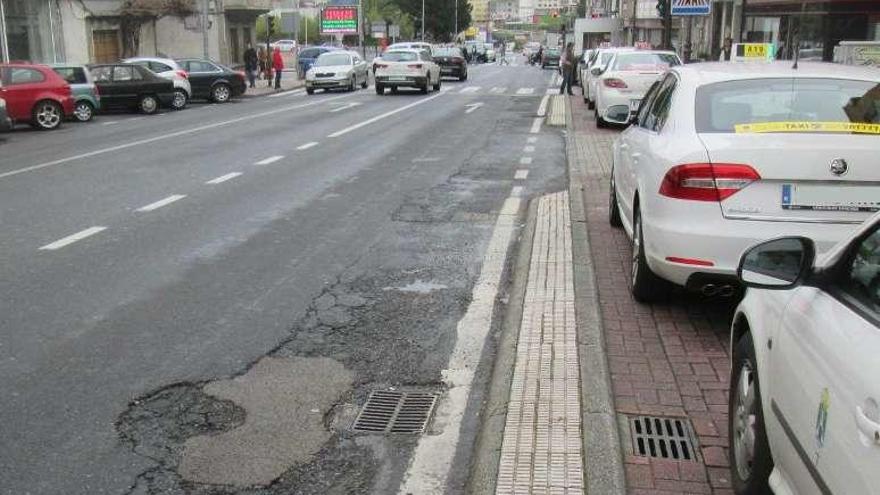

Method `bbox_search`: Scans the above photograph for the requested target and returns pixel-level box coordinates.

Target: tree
[119,0,195,57]
[391,0,471,41]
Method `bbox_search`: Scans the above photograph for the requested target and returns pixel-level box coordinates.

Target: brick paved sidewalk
[568,95,737,495]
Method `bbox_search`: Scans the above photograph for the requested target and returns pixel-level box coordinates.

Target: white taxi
[373,49,441,95]
[608,62,880,301]
[593,50,680,127]
[729,211,880,495]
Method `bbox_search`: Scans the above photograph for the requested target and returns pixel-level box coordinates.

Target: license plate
[387,76,407,82]
[781,183,880,212]
[441,68,453,73]
[629,99,641,111]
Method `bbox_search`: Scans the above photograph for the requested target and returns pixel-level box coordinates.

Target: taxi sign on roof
[730,43,776,61]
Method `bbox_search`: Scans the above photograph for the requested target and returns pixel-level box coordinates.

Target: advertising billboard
[320,6,358,34]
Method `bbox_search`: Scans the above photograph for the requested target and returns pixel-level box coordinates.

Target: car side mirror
[603,105,631,125]
[591,67,603,76]
[737,237,815,290]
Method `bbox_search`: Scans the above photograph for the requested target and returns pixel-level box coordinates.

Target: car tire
[171,89,188,110]
[433,76,441,91]
[375,84,384,95]
[421,76,430,94]
[211,83,231,103]
[73,100,94,123]
[361,76,368,89]
[348,76,356,92]
[630,206,668,303]
[459,72,467,82]
[587,98,595,110]
[729,332,774,495]
[306,88,315,95]
[609,172,623,228]
[391,86,399,94]
[31,100,63,130]
[139,95,159,115]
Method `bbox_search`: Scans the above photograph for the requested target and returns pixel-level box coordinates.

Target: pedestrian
[258,46,268,81]
[560,42,574,95]
[272,46,284,90]
[719,36,733,61]
[498,43,509,65]
[534,46,543,66]
[244,43,258,89]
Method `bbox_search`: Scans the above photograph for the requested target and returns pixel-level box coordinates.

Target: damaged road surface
[0,65,566,494]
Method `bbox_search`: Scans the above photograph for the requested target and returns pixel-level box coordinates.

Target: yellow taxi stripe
[734,121,880,134]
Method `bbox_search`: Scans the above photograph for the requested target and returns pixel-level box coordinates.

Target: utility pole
[358,0,365,57]
[455,0,458,41]
[421,0,426,40]
[0,0,9,63]
[202,0,210,58]
[662,0,673,50]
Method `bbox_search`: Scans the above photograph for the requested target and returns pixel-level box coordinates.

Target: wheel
[588,98,595,110]
[729,332,774,495]
[306,88,315,95]
[433,77,441,91]
[348,76,356,92]
[139,95,159,115]
[609,171,622,227]
[32,100,63,130]
[73,100,94,122]
[391,86,399,94]
[171,89,188,109]
[595,107,607,128]
[421,76,430,94]
[361,75,368,89]
[211,83,231,103]
[459,71,467,82]
[630,207,668,302]
[375,84,384,95]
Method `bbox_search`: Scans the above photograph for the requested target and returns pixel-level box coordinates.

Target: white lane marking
[0,93,356,182]
[136,194,186,212]
[464,102,484,114]
[537,95,550,116]
[490,87,506,93]
[515,169,530,179]
[529,117,543,134]
[255,155,284,165]
[545,87,560,95]
[519,156,533,165]
[511,185,524,196]
[527,136,537,143]
[460,86,481,93]
[328,92,445,138]
[268,89,306,98]
[516,87,535,95]
[206,172,242,184]
[297,142,319,150]
[330,102,362,112]
[101,121,119,126]
[523,145,535,153]
[412,157,441,163]
[399,196,521,494]
[39,226,107,251]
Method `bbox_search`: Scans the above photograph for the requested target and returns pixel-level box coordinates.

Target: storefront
[0,0,64,63]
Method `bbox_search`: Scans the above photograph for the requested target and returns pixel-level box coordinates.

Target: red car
[0,63,74,130]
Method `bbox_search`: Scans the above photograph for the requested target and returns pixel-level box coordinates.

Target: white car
[594,50,680,127]
[728,211,880,495]
[387,42,434,58]
[609,61,880,302]
[576,48,595,87]
[122,57,191,110]
[373,49,441,95]
[305,51,369,94]
[582,47,635,109]
[272,39,297,52]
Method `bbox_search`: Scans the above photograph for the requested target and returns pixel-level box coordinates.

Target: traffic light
[656,0,667,18]
[268,15,277,34]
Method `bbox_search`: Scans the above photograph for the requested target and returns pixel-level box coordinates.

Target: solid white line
[39,226,107,251]
[255,155,284,165]
[529,117,543,134]
[136,194,186,212]
[511,185,524,196]
[523,145,535,153]
[399,196,521,494]
[206,172,242,184]
[101,121,119,126]
[268,89,306,98]
[537,95,550,116]
[0,93,357,182]
[515,169,529,179]
[527,136,537,143]
[330,102,361,112]
[328,92,445,138]
[516,87,535,95]
[519,156,533,165]
[297,142,319,150]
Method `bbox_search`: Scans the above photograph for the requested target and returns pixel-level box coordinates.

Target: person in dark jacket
[272,46,284,90]
[244,43,258,88]
[559,42,575,95]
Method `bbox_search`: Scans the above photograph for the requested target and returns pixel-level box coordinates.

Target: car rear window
[435,48,462,57]
[696,78,880,135]
[315,53,351,66]
[54,67,87,84]
[612,53,679,71]
[382,52,418,62]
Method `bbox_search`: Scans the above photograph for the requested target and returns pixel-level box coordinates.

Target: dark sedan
[542,48,561,69]
[88,64,175,114]
[176,59,246,103]
[434,47,468,81]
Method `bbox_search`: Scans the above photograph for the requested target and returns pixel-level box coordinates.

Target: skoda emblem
[830,158,848,176]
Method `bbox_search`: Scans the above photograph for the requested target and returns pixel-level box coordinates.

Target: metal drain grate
[629,415,698,461]
[352,390,438,434]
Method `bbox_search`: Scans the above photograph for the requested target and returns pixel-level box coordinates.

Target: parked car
[305,51,368,94]
[88,64,175,114]
[728,210,880,495]
[593,50,681,127]
[374,49,441,95]
[575,48,595,86]
[433,46,468,81]
[51,64,100,122]
[582,46,636,108]
[271,39,297,53]
[175,58,246,103]
[122,57,190,110]
[0,63,74,130]
[297,46,342,78]
[541,48,560,69]
[0,96,12,131]
[608,61,880,302]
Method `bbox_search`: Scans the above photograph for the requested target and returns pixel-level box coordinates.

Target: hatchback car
[122,57,190,110]
[374,49,441,95]
[305,51,368,94]
[609,62,880,302]
[88,64,175,114]
[0,63,74,130]
[433,46,468,81]
[728,211,880,495]
[176,59,246,102]
[593,50,680,127]
[51,64,100,122]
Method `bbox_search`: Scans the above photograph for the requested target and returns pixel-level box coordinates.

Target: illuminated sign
[321,6,358,34]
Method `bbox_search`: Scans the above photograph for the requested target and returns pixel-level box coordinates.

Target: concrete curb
[564,97,627,495]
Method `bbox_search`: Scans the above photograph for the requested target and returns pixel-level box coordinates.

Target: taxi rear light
[659,163,760,202]
[176,70,189,80]
[603,78,627,88]
[375,63,388,69]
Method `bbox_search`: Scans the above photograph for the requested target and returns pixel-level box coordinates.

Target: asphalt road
[0,60,567,494]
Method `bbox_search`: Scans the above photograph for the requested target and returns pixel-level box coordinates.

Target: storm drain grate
[352,390,438,434]
[629,415,698,461]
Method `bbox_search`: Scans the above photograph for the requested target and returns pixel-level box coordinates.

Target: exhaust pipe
[718,285,736,298]
[701,284,719,296]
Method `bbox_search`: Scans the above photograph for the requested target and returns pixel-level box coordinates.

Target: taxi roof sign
[730,43,776,62]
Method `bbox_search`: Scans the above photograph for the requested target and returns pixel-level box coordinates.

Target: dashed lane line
[537,95,550,116]
[523,145,535,153]
[511,186,524,196]
[39,226,107,251]
[254,155,284,165]
[460,86,481,93]
[135,194,186,212]
[529,117,543,134]
[527,136,537,143]
[515,169,530,179]
[520,156,533,165]
[516,87,535,95]
[206,172,242,185]
[296,142,319,150]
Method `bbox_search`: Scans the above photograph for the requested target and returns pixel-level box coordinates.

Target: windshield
[435,48,462,57]
[382,51,418,62]
[547,49,560,56]
[315,54,351,66]
[611,53,679,71]
[696,78,880,134]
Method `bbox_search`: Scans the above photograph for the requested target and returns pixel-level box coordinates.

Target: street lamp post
[421,0,426,40]
[454,0,458,41]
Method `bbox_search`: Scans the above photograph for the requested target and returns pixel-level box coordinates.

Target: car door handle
[619,142,628,150]
[855,405,880,445]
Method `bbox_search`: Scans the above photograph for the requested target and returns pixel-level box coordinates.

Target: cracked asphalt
[0,62,567,494]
